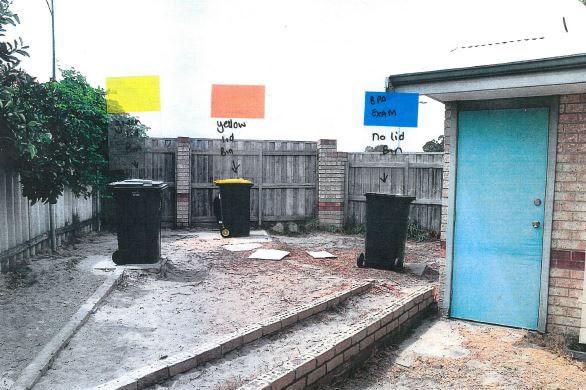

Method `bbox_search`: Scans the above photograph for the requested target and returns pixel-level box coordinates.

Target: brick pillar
[547,94,586,337]
[317,139,347,229]
[175,137,191,228]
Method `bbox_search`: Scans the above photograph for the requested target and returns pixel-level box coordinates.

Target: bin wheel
[357,253,365,268]
[220,228,230,238]
[112,250,123,265]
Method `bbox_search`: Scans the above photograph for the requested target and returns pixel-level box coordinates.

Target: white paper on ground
[248,249,290,260]
[307,251,337,259]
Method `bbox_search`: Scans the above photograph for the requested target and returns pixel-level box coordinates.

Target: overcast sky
[9,0,586,152]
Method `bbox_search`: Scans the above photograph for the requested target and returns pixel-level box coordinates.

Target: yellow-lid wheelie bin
[213,179,253,238]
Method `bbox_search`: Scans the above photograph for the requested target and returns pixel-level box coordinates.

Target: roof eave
[387,53,586,103]
[387,53,586,88]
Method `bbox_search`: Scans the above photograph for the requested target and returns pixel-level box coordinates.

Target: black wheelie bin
[109,179,168,264]
[213,179,253,238]
[357,193,415,270]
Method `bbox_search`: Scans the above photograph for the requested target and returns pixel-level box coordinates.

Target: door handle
[532,221,541,229]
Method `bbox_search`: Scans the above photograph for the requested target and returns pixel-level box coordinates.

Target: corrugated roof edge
[387,53,586,89]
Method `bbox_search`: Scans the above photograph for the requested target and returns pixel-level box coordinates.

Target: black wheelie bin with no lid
[357,193,415,270]
[109,179,168,264]
[213,179,253,238]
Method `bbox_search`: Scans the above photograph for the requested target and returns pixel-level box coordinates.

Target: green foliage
[304,217,320,232]
[0,0,28,66]
[422,135,444,152]
[365,144,386,152]
[17,69,109,204]
[109,113,149,139]
[343,224,365,235]
[407,222,434,242]
[0,0,34,168]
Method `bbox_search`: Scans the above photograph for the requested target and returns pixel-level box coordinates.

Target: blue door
[451,108,549,329]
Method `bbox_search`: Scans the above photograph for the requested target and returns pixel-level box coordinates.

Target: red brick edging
[551,249,585,271]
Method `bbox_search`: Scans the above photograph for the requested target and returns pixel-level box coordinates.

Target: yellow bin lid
[214,178,253,185]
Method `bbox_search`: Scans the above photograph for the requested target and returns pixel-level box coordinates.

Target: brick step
[145,286,434,390]
[88,282,373,390]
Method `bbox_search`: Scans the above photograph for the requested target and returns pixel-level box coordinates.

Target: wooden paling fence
[0,169,97,272]
[107,137,319,227]
[189,139,318,225]
[346,152,443,233]
[108,136,443,231]
[1,137,443,270]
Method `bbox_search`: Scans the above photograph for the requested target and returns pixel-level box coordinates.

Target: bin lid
[365,193,416,202]
[214,178,253,185]
[108,179,168,189]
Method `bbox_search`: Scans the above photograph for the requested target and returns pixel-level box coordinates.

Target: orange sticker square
[211,84,265,118]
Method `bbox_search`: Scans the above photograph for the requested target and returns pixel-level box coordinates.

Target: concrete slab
[403,262,428,276]
[92,256,167,272]
[196,230,272,244]
[248,249,289,260]
[307,251,337,259]
[193,232,223,241]
[223,243,263,252]
[394,319,469,368]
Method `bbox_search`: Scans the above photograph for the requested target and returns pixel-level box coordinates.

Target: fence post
[403,155,410,195]
[49,202,56,253]
[317,139,347,230]
[258,149,263,226]
[175,137,191,228]
[343,160,349,226]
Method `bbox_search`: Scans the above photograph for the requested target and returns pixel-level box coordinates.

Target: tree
[422,135,444,152]
[0,0,37,170]
[365,144,387,152]
[17,69,110,203]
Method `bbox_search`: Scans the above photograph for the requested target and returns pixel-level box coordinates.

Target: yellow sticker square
[106,76,161,113]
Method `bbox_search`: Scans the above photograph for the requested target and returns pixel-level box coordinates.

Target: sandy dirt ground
[326,318,586,390]
[275,232,440,283]
[0,233,116,390]
[35,230,435,389]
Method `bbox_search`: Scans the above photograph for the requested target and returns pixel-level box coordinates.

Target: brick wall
[317,140,347,229]
[176,137,191,228]
[547,94,586,336]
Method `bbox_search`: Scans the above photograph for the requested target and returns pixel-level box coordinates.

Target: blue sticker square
[364,92,419,127]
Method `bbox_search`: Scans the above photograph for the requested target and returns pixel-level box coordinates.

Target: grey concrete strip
[93,257,167,273]
[10,268,125,390]
[89,281,373,390]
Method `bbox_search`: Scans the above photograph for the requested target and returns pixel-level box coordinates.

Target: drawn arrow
[379,172,388,183]
[231,160,240,174]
